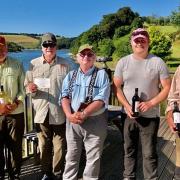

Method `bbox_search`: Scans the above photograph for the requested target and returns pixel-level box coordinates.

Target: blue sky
[1,0,179,37]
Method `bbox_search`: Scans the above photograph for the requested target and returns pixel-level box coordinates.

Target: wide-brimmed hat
[131,28,149,41]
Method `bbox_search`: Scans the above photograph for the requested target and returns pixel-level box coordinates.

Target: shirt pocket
[145,68,158,81]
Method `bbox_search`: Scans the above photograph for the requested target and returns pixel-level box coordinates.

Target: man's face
[41,42,57,61]
[77,49,96,68]
[131,37,149,54]
[0,45,8,63]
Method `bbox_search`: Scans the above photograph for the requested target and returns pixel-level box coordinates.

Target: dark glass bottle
[132,88,140,117]
[173,102,180,132]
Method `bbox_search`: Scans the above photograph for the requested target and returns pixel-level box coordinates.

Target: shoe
[41,174,53,180]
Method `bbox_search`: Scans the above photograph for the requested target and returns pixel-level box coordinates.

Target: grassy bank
[0,34,40,49]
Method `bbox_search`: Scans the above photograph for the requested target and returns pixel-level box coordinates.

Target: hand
[67,113,83,124]
[6,102,18,112]
[124,104,135,119]
[27,82,38,93]
[138,101,153,112]
[74,111,86,124]
[0,103,12,115]
[166,111,177,133]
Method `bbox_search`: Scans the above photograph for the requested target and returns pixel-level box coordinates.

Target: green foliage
[170,6,180,27]
[113,26,131,39]
[112,35,132,60]
[97,39,115,57]
[7,42,24,52]
[130,17,144,29]
[148,26,172,60]
[71,7,140,58]
[57,37,75,49]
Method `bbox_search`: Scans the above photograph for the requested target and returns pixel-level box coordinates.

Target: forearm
[61,98,72,117]
[83,100,104,116]
[150,78,171,106]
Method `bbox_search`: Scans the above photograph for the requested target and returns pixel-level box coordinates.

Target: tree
[97,39,115,57]
[170,6,180,27]
[113,26,131,39]
[148,26,172,60]
[112,35,132,60]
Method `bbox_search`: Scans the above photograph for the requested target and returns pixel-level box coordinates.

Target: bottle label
[135,101,140,112]
[173,112,180,123]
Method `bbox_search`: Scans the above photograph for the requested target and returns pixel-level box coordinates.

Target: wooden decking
[10,117,176,180]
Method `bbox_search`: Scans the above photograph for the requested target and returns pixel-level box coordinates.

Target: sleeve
[24,62,34,94]
[93,69,110,106]
[114,58,124,79]
[166,66,180,112]
[59,72,72,102]
[158,58,170,79]
[16,63,25,101]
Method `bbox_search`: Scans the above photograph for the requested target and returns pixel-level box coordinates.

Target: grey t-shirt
[114,54,169,118]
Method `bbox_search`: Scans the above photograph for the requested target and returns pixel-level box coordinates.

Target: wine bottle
[0,85,12,104]
[132,88,140,117]
[173,102,180,132]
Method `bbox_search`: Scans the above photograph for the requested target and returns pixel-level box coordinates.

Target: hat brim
[131,34,148,41]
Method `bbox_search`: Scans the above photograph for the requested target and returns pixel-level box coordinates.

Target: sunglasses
[134,38,147,44]
[42,43,56,48]
[132,31,149,38]
[79,52,94,58]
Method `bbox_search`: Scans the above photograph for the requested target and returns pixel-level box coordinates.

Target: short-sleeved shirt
[61,66,110,116]
[25,55,70,125]
[114,54,170,118]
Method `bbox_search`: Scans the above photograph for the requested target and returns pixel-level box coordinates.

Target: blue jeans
[123,116,160,180]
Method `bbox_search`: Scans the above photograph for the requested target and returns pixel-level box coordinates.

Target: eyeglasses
[42,43,56,48]
[132,31,149,38]
[79,52,94,58]
[134,38,147,44]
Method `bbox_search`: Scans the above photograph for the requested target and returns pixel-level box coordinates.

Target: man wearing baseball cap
[113,28,171,179]
[25,33,70,180]
[61,44,110,180]
[0,36,25,180]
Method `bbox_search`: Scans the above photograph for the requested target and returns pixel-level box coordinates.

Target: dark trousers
[0,113,24,179]
[36,116,66,178]
[123,116,160,180]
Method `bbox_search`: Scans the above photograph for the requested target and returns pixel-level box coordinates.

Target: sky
[1,0,179,37]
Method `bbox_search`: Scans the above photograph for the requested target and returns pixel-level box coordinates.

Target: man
[166,67,180,180]
[25,33,70,180]
[61,44,110,180]
[0,36,25,180]
[113,28,171,180]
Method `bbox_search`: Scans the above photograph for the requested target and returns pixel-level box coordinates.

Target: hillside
[0,34,40,49]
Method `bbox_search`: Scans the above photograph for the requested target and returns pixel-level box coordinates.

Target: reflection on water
[9,49,78,71]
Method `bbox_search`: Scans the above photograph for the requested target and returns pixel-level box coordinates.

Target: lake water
[9,49,78,71]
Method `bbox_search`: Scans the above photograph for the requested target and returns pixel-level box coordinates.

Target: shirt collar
[78,65,95,76]
[41,54,57,65]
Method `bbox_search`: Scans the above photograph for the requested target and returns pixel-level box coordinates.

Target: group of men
[0,28,179,180]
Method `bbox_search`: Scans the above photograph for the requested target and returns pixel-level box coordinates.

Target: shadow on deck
[15,117,176,180]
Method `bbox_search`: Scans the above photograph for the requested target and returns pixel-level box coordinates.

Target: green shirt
[0,56,25,114]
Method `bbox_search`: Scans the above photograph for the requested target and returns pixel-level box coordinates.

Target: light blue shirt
[61,66,110,116]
